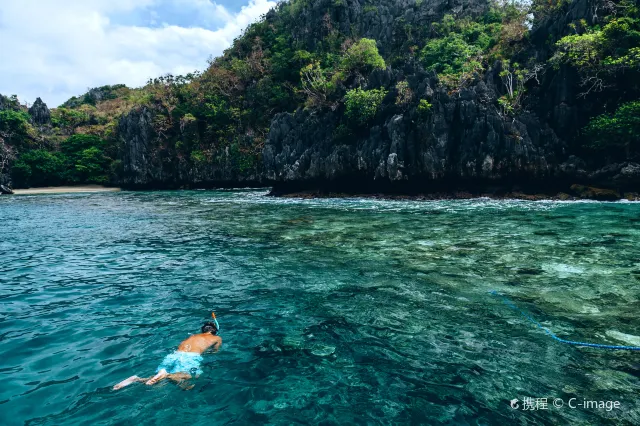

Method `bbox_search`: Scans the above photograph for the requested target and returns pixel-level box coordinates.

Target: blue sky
[0,0,277,107]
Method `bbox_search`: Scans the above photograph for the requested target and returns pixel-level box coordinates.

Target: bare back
[177,333,222,354]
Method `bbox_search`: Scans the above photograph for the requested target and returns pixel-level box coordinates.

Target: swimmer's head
[202,322,218,335]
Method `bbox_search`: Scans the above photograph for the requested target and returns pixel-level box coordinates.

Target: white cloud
[0,0,276,107]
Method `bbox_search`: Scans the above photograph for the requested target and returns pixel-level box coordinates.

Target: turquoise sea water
[1,190,640,425]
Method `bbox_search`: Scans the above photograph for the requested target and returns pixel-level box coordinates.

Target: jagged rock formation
[118,107,262,188]
[264,64,568,193]
[28,97,51,125]
[111,0,636,195]
[261,0,634,194]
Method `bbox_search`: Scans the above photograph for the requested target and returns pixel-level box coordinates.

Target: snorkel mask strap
[211,312,220,331]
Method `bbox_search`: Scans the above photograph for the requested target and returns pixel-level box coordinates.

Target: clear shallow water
[1,190,639,425]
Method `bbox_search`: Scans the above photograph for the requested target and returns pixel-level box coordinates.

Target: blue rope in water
[489,290,640,351]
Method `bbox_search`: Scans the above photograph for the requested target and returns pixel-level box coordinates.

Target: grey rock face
[264,66,564,191]
[259,0,631,193]
[284,0,489,57]
[586,162,640,189]
[119,107,157,186]
[118,107,263,188]
[116,0,637,193]
[28,97,51,125]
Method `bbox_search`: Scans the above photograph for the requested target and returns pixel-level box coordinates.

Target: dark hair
[202,322,218,335]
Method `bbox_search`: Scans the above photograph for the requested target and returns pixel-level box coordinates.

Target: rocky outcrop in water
[264,64,568,193]
[261,0,637,194]
[115,0,639,196]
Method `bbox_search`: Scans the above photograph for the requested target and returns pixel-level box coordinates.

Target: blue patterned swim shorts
[157,351,203,376]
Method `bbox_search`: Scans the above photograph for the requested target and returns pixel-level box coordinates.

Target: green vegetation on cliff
[548,0,640,159]
[0,86,129,187]
[1,0,639,188]
[584,101,640,161]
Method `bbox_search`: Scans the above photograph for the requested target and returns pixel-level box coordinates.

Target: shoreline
[4,185,639,201]
[274,189,640,202]
[11,186,121,195]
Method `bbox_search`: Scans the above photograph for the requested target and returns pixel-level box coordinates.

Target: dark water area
[1,190,639,425]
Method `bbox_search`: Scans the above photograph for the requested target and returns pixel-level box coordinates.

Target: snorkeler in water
[113,318,222,390]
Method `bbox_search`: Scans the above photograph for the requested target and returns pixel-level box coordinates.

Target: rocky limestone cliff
[118,107,262,188]
[261,0,639,194]
[264,64,570,193]
[115,0,640,195]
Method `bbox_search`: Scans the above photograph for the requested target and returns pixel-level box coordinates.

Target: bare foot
[113,376,141,390]
[146,369,168,385]
[178,382,195,391]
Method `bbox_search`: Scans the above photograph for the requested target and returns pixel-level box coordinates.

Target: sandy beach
[11,186,121,195]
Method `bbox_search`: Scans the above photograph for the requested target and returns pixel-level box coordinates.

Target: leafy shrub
[344,88,388,126]
[0,110,31,145]
[60,134,111,184]
[417,99,433,117]
[300,62,337,107]
[61,134,105,155]
[71,147,109,184]
[0,109,30,127]
[51,108,91,128]
[341,39,386,74]
[551,31,605,69]
[61,85,130,108]
[550,14,640,96]
[229,143,258,172]
[420,14,502,88]
[0,94,22,111]
[584,101,640,160]
[191,150,207,163]
[12,150,68,187]
[531,0,569,20]
[422,33,482,75]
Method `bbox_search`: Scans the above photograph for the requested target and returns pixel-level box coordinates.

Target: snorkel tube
[211,312,220,331]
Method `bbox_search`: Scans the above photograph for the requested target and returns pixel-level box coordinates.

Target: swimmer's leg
[167,372,194,390]
[113,375,149,390]
[167,372,192,382]
[145,369,168,386]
